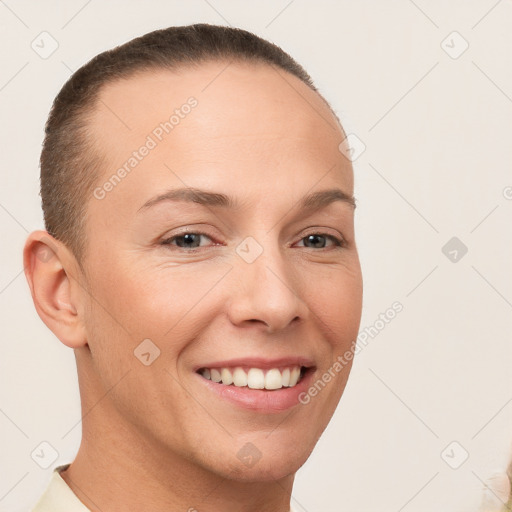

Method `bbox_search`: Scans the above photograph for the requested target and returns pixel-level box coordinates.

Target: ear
[23,230,87,348]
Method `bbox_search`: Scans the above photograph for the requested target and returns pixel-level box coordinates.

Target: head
[24,24,363,482]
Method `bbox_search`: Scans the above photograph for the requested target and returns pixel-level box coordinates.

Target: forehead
[87,61,352,215]
[93,60,342,134]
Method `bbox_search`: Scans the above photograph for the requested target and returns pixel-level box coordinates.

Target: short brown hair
[40,23,336,268]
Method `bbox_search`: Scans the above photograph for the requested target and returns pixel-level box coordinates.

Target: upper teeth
[199,366,303,390]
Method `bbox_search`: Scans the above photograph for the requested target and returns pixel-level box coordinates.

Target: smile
[194,356,316,412]
[197,365,307,390]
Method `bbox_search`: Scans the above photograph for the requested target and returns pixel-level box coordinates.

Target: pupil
[307,234,324,248]
[180,233,199,248]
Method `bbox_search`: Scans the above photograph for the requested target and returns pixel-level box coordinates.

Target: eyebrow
[137,186,356,213]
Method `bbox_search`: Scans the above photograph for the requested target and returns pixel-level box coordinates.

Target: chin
[225,455,307,482]
[217,440,314,483]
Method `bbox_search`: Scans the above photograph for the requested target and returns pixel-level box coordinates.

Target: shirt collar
[31,463,90,512]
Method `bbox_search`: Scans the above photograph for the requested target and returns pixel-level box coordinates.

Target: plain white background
[1,1,511,511]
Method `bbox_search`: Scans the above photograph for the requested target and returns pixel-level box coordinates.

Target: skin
[24,60,363,512]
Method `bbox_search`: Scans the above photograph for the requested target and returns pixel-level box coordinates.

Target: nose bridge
[229,231,306,331]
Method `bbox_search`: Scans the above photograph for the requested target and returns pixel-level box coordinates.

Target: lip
[193,356,315,372]
[194,365,316,413]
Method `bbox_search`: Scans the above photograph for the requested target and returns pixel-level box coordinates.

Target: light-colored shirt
[31,463,298,512]
[31,464,89,511]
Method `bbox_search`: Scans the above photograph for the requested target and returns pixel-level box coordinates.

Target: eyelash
[160,231,346,251]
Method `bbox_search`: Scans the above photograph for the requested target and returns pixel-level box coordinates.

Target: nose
[226,239,309,333]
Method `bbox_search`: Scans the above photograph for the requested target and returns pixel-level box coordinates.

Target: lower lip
[195,368,315,413]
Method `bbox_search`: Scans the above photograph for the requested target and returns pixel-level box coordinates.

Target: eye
[160,231,346,252]
[296,233,345,249]
[160,232,214,250]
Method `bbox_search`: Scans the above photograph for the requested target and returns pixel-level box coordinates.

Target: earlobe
[23,230,87,349]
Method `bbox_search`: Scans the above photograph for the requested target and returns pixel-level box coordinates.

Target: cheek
[309,267,363,346]
[87,246,362,350]
[96,260,232,342]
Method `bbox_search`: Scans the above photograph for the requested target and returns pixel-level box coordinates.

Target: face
[77,61,363,481]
